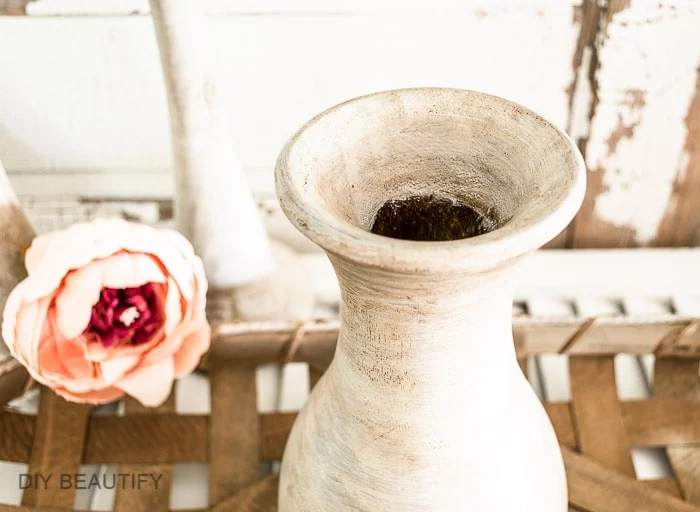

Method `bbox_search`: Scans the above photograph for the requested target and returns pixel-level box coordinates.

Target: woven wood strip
[259,412,295,462]
[209,318,700,364]
[622,398,700,446]
[209,474,278,512]
[0,506,65,512]
[208,360,260,504]
[655,358,700,504]
[647,478,683,498]
[84,414,207,464]
[21,388,90,508]
[514,329,528,377]
[0,405,33,461]
[4,398,700,466]
[563,446,700,512]
[114,392,176,512]
[544,402,577,449]
[569,356,636,476]
[0,363,29,408]
[308,367,323,390]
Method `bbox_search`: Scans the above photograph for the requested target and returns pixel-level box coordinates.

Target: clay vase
[275,88,586,511]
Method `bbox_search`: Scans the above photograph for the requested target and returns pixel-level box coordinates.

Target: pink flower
[2,218,211,406]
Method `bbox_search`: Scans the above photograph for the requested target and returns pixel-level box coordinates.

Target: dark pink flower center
[84,283,163,348]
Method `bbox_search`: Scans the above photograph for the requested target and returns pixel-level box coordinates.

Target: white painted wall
[0,2,578,199]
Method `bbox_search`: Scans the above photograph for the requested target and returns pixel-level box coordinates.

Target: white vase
[275,88,586,511]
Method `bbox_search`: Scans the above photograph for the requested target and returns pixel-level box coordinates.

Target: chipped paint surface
[569,46,595,144]
[586,0,700,244]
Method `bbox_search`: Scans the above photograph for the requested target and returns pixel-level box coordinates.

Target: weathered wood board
[0,0,699,248]
[571,0,700,248]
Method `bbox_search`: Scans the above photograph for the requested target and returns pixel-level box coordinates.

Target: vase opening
[276,88,586,273]
[370,194,498,241]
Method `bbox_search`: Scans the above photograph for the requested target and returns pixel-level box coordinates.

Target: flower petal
[99,252,168,289]
[100,355,140,385]
[54,265,103,340]
[173,315,211,377]
[116,358,175,407]
[9,289,54,369]
[53,385,125,405]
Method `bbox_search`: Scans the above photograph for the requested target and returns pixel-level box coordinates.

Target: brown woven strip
[647,478,684,498]
[209,474,278,512]
[114,393,176,512]
[654,358,700,504]
[309,367,323,390]
[208,361,260,505]
[259,412,296,461]
[21,388,90,508]
[84,414,206,464]
[0,406,33,461]
[513,329,528,377]
[622,398,700,447]
[0,363,30,409]
[210,318,700,362]
[0,506,67,512]
[563,446,700,511]
[544,402,577,449]
[5,399,700,466]
[569,356,636,476]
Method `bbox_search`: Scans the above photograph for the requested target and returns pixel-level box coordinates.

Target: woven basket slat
[0,365,28,410]
[259,413,295,462]
[209,474,278,512]
[621,398,700,446]
[114,393,176,512]
[208,361,260,504]
[544,403,577,449]
[0,506,64,512]
[308,368,323,390]
[514,330,528,376]
[0,408,32,462]
[655,358,700,504]
[85,413,206,464]
[646,477,683,497]
[563,446,700,511]
[20,389,89,508]
[569,356,636,476]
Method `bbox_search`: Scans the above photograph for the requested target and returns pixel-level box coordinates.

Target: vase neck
[328,253,524,386]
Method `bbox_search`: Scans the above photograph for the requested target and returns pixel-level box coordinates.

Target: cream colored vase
[275,89,586,511]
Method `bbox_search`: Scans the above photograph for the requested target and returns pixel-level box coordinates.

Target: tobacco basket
[1,313,700,512]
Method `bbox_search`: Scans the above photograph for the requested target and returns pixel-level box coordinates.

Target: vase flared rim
[275,87,586,274]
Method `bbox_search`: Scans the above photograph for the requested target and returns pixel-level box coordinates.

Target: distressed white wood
[0,7,577,173]
[25,0,578,16]
[585,0,700,243]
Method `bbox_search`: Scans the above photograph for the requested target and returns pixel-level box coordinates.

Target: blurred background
[0,0,698,250]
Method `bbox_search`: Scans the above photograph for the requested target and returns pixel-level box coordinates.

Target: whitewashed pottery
[275,88,586,511]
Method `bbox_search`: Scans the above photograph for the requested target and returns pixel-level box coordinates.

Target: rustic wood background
[0,0,698,249]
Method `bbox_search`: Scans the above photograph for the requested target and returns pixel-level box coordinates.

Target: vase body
[275,88,586,511]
